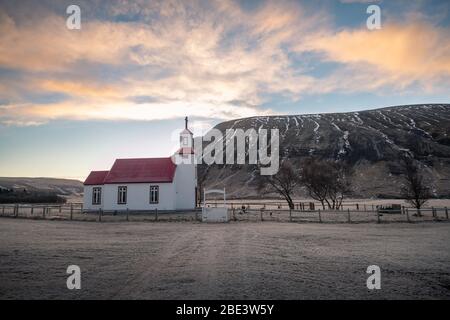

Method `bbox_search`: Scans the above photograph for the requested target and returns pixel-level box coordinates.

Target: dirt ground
[0,219,449,300]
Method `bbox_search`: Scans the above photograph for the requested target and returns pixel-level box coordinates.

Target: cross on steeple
[185,116,188,129]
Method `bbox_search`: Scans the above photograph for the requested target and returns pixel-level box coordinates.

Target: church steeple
[180,116,193,148]
[172,116,195,164]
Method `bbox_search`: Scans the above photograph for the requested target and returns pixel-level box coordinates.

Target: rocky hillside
[0,177,83,198]
[200,104,450,198]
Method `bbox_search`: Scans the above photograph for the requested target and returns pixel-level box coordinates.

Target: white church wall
[102,183,176,211]
[83,185,104,211]
[173,156,197,210]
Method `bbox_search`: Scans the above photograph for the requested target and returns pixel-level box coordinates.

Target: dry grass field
[0,219,449,300]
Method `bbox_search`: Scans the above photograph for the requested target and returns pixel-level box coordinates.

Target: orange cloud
[2,100,274,125]
[38,80,123,100]
[303,21,450,84]
[0,12,164,72]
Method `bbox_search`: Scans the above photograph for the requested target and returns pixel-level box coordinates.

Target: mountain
[0,177,84,199]
[199,104,450,199]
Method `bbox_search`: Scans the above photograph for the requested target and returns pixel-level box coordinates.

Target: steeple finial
[185,116,188,129]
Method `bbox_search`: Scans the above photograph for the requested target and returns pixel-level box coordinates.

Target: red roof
[103,157,176,184]
[84,171,109,185]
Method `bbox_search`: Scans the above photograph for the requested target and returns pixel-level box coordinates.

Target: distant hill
[0,177,83,198]
[200,104,450,199]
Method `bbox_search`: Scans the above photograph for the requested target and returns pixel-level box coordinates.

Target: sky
[0,0,450,180]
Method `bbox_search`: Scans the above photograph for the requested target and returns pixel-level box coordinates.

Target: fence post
[1,205,4,216]
[30,205,34,216]
[289,209,292,222]
[318,209,322,223]
[70,204,73,220]
[15,204,19,218]
[59,205,62,213]
[406,208,410,223]
[98,208,102,222]
[377,209,380,224]
[155,208,158,221]
[43,207,46,219]
[260,208,263,221]
[445,207,449,220]
[126,208,129,221]
[347,208,351,223]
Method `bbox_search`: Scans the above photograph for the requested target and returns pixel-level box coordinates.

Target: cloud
[1,100,274,125]
[0,0,328,125]
[0,12,165,72]
[302,21,450,85]
[0,0,449,126]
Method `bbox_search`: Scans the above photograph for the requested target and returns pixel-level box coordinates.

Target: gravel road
[0,219,449,299]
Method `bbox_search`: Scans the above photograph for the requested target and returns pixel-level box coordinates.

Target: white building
[83,118,197,212]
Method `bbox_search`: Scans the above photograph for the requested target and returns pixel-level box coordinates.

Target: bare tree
[300,158,330,209]
[300,158,352,209]
[400,157,431,211]
[326,162,352,210]
[257,161,300,209]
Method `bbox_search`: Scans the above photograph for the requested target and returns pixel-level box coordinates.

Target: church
[83,118,197,212]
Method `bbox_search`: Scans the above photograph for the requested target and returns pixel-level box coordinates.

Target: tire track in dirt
[185,225,228,299]
[110,225,200,299]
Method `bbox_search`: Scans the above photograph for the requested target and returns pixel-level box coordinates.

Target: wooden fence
[228,206,449,223]
[0,203,84,220]
[0,202,448,224]
[215,201,421,212]
[0,203,202,222]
